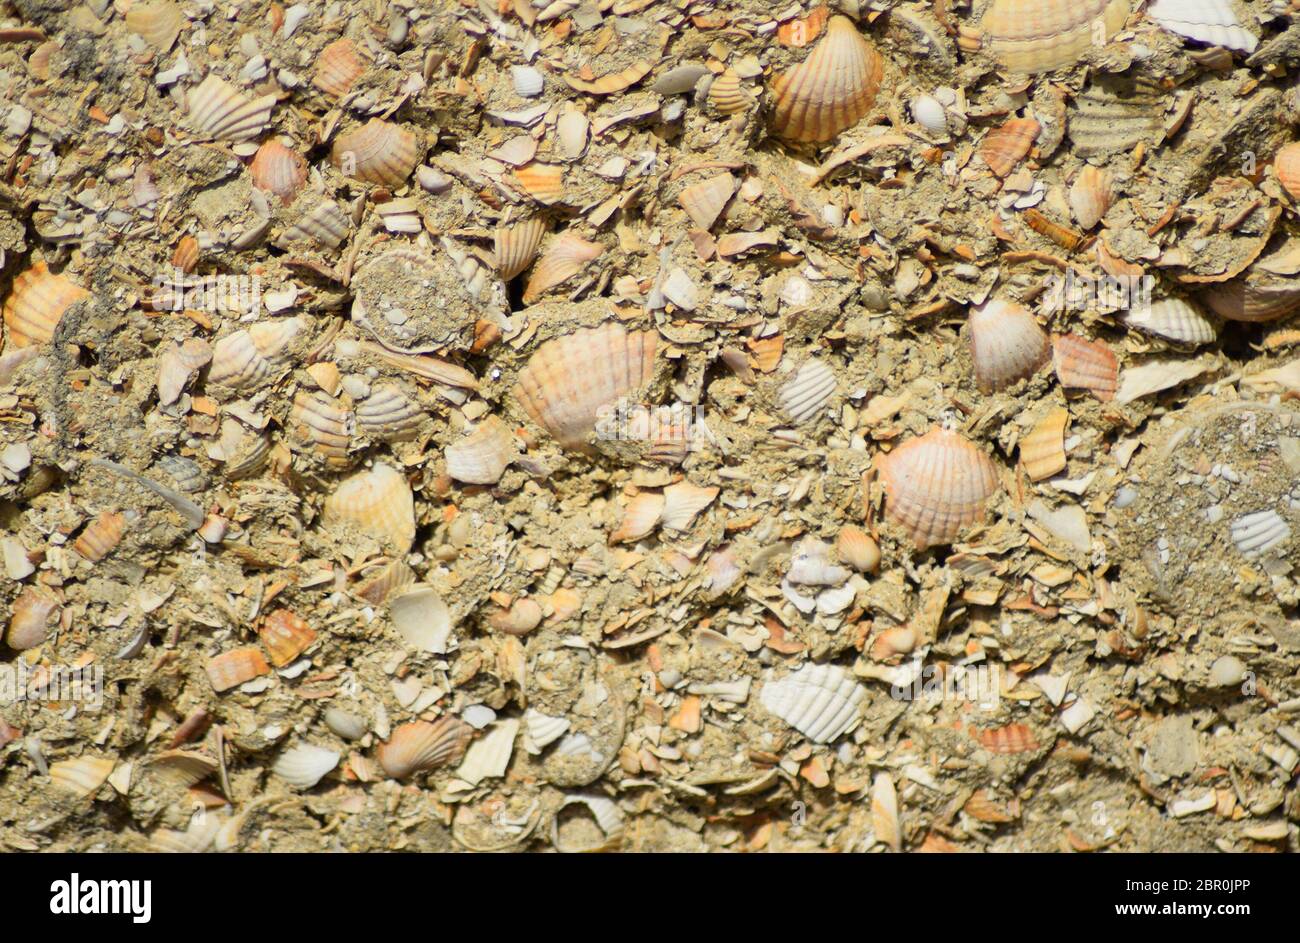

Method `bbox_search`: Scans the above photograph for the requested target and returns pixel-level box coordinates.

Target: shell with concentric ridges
[983,0,1130,74]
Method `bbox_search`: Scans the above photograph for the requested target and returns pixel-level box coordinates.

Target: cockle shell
[1202,279,1300,323]
[354,384,424,442]
[1069,166,1114,230]
[389,584,453,654]
[186,75,276,142]
[50,757,116,797]
[661,481,719,531]
[511,65,544,97]
[876,428,1000,550]
[678,173,737,230]
[983,0,1130,73]
[6,586,60,650]
[1276,143,1300,202]
[973,722,1041,754]
[708,70,752,115]
[1146,0,1258,53]
[555,109,589,160]
[205,646,270,692]
[207,317,305,390]
[323,463,415,552]
[271,743,339,789]
[513,162,566,205]
[2,261,89,349]
[760,663,867,743]
[968,299,1050,392]
[332,119,418,186]
[377,717,473,779]
[74,511,127,562]
[1068,75,1165,158]
[522,233,604,304]
[278,201,349,249]
[912,94,948,134]
[156,337,211,406]
[769,16,883,143]
[610,492,666,544]
[259,608,317,667]
[1231,510,1291,559]
[290,392,353,468]
[444,416,517,485]
[495,217,548,281]
[125,0,183,52]
[206,421,269,480]
[1052,334,1118,401]
[837,525,881,573]
[979,117,1040,177]
[778,358,837,424]
[1123,297,1217,345]
[313,38,365,98]
[249,139,307,205]
[514,323,657,451]
[1020,408,1069,481]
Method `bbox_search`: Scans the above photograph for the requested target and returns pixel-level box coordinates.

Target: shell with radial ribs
[444,416,517,485]
[678,173,737,230]
[514,323,658,451]
[354,385,425,442]
[779,359,837,424]
[1231,510,1291,559]
[875,428,1000,550]
[271,744,339,789]
[967,299,1050,392]
[661,481,719,531]
[289,392,353,468]
[1020,408,1069,481]
[331,119,419,186]
[6,586,61,650]
[186,75,276,142]
[50,757,116,797]
[769,16,883,143]
[156,337,212,406]
[1052,334,1118,400]
[74,511,127,562]
[207,317,306,391]
[259,609,317,667]
[495,217,547,280]
[377,718,474,778]
[277,201,350,250]
[249,140,308,205]
[979,117,1040,177]
[322,463,416,552]
[2,261,89,349]
[1145,0,1258,53]
[760,663,867,743]
[313,38,365,98]
[522,233,604,304]
[1276,143,1300,202]
[982,0,1130,73]
[125,0,183,51]
[1123,297,1217,345]
[1069,166,1114,230]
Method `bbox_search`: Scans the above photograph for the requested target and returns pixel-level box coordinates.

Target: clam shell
[610,492,665,544]
[313,38,365,98]
[322,463,416,552]
[1069,166,1114,230]
[555,109,589,160]
[271,743,339,789]
[186,74,276,142]
[208,317,305,390]
[778,358,837,424]
[249,139,307,205]
[553,795,625,852]
[259,608,317,667]
[1123,297,1217,345]
[2,261,89,349]
[325,708,369,741]
[278,200,350,249]
[708,70,752,115]
[332,119,418,186]
[974,722,1041,754]
[513,161,566,205]
[456,719,519,786]
[74,511,127,562]
[50,757,115,797]
[836,525,881,573]
[1146,0,1258,53]
[1068,75,1165,158]
[979,117,1040,177]
[495,217,548,281]
[514,323,658,451]
[983,0,1130,73]
[354,558,415,606]
[445,416,517,485]
[678,173,736,231]
[389,584,454,653]
[1276,143,1300,202]
[1052,334,1118,401]
[760,663,867,744]
[876,427,1000,550]
[522,233,604,304]
[377,717,473,778]
[156,337,212,406]
[769,16,883,143]
[290,391,353,468]
[125,0,183,52]
[354,384,425,442]
[6,586,60,650]
[968,299,1050,392]
[487,598,543,635]
[1231,510,1291,559]
[523,708,570,754]
[661,481,719,531]
[1020,408,1069,481]
[511,65,544,97]
[205,646,270,692]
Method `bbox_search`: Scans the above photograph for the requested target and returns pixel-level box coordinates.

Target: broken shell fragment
[2,261,89,349]
[983,0,1130,74]
[979,117,1040,177]
[322,463,416,553]
[487,598,544,636]
[205,647,271,692]
[74,511,127,562]
[769,16,884,143]
[377,717,473,778]
[1020,408,1069,481]
[1123,297,1217,346]
[1230,510,1291,559]
[6,586,61,650]
[876,428,1000,550]
[125,1,184,52]
[50,757,115,797]
[1145,0,1258,54]
[185,74,276,142]
[678,173,737,230]
[389,584,453,653]
[1052,334,1118,401]
[444,416,517,485]
[259,609,317,667]
[313,38,366,98]
[522,233,604,304]
[760,663,867,744]
[779,359,837,424]
[968,299,1050,392]
[1275,143,1300,202]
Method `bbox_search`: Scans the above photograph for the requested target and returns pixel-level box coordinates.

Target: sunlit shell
[678,173,737,230]
[1052,334,1118,401]
[836,525,881,573]
[313,38,365,98]
[983,0,1130,73]
[259,608,317,667]
[125,0,183,52]
[979,117,1040,177]
[206,421,270,481]
[377,717,473,778]
[556,108,589,160]
[1201,279,1300,322]
[523,708,570,754]
[1230,510,1291,559]
[354,558,415,607]
[661,481,720,531]
[156,337,212,406]
[708,70,752,115]
[513,162,566,205]
[1068,75,1165,158]
[444,416,517,485]
[207,317,305,390]
[1020,408,1069,481]
[769,16,883,143]
[249,139,307,205]
[271,743,339,789]
[553,794,626,853]
[562,42,661,95]
[511,64,544,97]
[514,323,657,451]
[74,511,127,562]
[760,663,867,744]
[1123,297,1217,345]
[1069,166,1114,230]
[289,392,353,468]
[354,384,425,442]
[389,584,453,653]
[2,261,89,349]
[322,463,415,552]
[278,200,350,249]
[50,757,115,797]
[1146,0,1258,53]
[778,358,837,424]
[912,94,948,134]
[6,586,61,650]
[486,597,544,636]
[871,772,901,852]
[1276,143,1300,202]
[968,299,1050,392]
[332,119,419,186]
[495,217,547,280]
[522,233,604,304]
[610,492,666,544]
[973,722,1041,754]
[205,646,270,692]
[186,74,276,142]
[876,428,1000,550]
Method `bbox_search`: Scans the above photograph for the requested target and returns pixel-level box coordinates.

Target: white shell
[511,65,544,98]
[1123,297,1217,346]
[556,109,589,159]
[779,359,837,424]
[324,708,368,740]
[759,663,867,743]
[455,719,519,786]
[1146,0,1258,53]
[786,538,851,586]
[271,743,339,789]
[523,708,570,754]
[1230,509,1291,558]
[911,94,947,134]
[553,795,625,852]
[388,584,454,653]
[660,481,719,531]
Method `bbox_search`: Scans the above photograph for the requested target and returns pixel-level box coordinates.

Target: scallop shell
[523,708,570,754]
[207,317,305,390]
[1201,279,1300,322]
[778,358,837,424]
[125,0,183,52]
[249,139,307,206]
[377,717,473,778]
[708,70,752,115]
[389,584,454,653]
[876,427,1000,550]
[513,161,566,205]
[1020,408,1069,481]
[271,743,339,789]
[313,38,365,98]
[553,795,625,852]
[979,117,1040,177]
[661,481,719,532]
[983,0,1130,73]
[322,463,416,552]
[1123,297,1217,345]
[556,109,589,160]
[511,64,544,97]
[259,608,317,667]
[444,416,517,485]
[837,525,881,573]
[522,233,604,304]
[1276,143,1300,202]
[760,663,867,744]
[277,200,350,249]
[289,391,353,468]
[331,119,418,186]
[514,323,658,451]
[50,757,115,797]
[968,299,1050,392]
[1068,75,1165,158]
[2,261,89,349]
[1052,334,1118,401]
[205,646,270,692]
[186,75,276,142]
[156,337,212,406]
[1230,510,1291,559]
[354,384,425,442]
[1069,166,1114,230]
[6,586,60,650]
[74,511,127,562]
[678,173,737,231]
[769,16,883,143]
[610,492,666,544]
[1146,0,1258,53]
[495,217,548,281]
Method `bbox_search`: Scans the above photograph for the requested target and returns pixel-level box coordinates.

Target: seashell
[354,384,425,442]
[661,481,719,532]
[561,34,663,96]
[259,608,317,667]
[760,663,867,744]
[313,38,365,98]
[523,708,570,754]
[973,722,1040,754]
[495,217,547,281]
[487,597,544,635]
[1276,143,1300,202]
[610,492,666,544]
[514,323,657,451]
[132,163,162,207]
[983,0,1130,73]
[871,772,901,852]
[1068,166,1114,230]
[456,718,519,785]
[512,161,566,205]
[155,454,206,493]
[1052,334,1118,401]
[779,359,837,424]
[912,95,948,134]
[208,317,305,390]
[205,646,270,692]
[325,708,368,741]
[488,134,538,167]
[1208,655,1247,688]
[278,200,350,249]
[511,65,544,98]
[208,420,270,481]
[185,74,276,142]
[74,511,127,562]
[271,743,339,789]
[289,391,353,468]
[322,463,415,552]
[50,757,115,797]
[1146,0,1258,53]
[556,109,589,160]
[876,427,1000,550]
[769,16,884,143]
[653,63,711,96]
[354,558,414,606]
[553,795,625,853]
[377,717,473,778]
[125,0,183,52]
[2,261,89,349]
[837,525,881,573]
[1068,75,1165,158]
[156,337,211,406]
[678,173,736,231]
[1201,279,1300,323]
[445,416,517,485]
[331,119,418,186]
[1020,408,1069,481]
[6,586,61,650]
[1230,510,1291,559]
[249,139,307,206]
[1123,297,1217,346]
[968,299,1050,392]
[522,233,604,304]
[979,117,1039,177]
[787,538,850,586]
[389,584,453,653]
[708,69,752,115]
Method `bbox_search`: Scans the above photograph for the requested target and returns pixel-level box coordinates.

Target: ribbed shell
[377,717,474,779]
[555,109,589,160]
[1069,166,1114,230]
[1020,408,1069,481]
[6,586,60,650]
[354,385,425,442]
[514,323,658,451]
[760,664,867,743]
[156,337,211,405]
[186,75,276,142]
[979,117,1040,177]
[1052,334,1118,400]
[444,416,517,485]
[323,463,416,552]
[207,317,304,390]
[513,162,566,205]
[610,492,666,544]
[708,70,752,115]
[74,511,127,562]
[278,201,350,249]
[1123,297,1217,345]
[249,139,307,205]
[205,646,270,692]
[331,119,418,186]
[50,757,116,797]
[968,299,1050,392]
[523,708,570,754]
[983,0,1130,73]
[125,0,183,51]
[495,217,547,280]
[1230,510,1291,559]
[769,16,883,143]
[290,392,352,468]
[522,233,604,304]
[836,525,881,573]
[1276,143,1300,202]
[678,173,736,230]
[661,481,719,531]
[1068,76,1165,158]
[1146,0,1258,53]
[271,744,339,789]
[313,38,365,98]
[876,428,1000,550]
[1201,280,1300,323]
[778,359,837,424]
[259,608,317,667]
[2,261,89,349]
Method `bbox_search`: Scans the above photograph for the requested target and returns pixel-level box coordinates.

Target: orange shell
[769,15,884,143]
[331,119,419,186]
[205,646,271,693]
[678,173,737,230]
[74,511,127,562]
[259,608,317,667]
[250,139,308,205]
[6,586,61,650]
[522,233,605,304]
[1276,142,1300,202]
[983,0,1130,74]
[875,428,1000,550]
[322,463,416,552]
[2,261,89,349]
[1052,333,1118,401]
[313,38,365,98]
[1020,408,1069,481]
[512,162,566,205]
[495,217,548,281]
[972,722,1041,755]
[377,717,474,779]
[979,117,1040,177]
